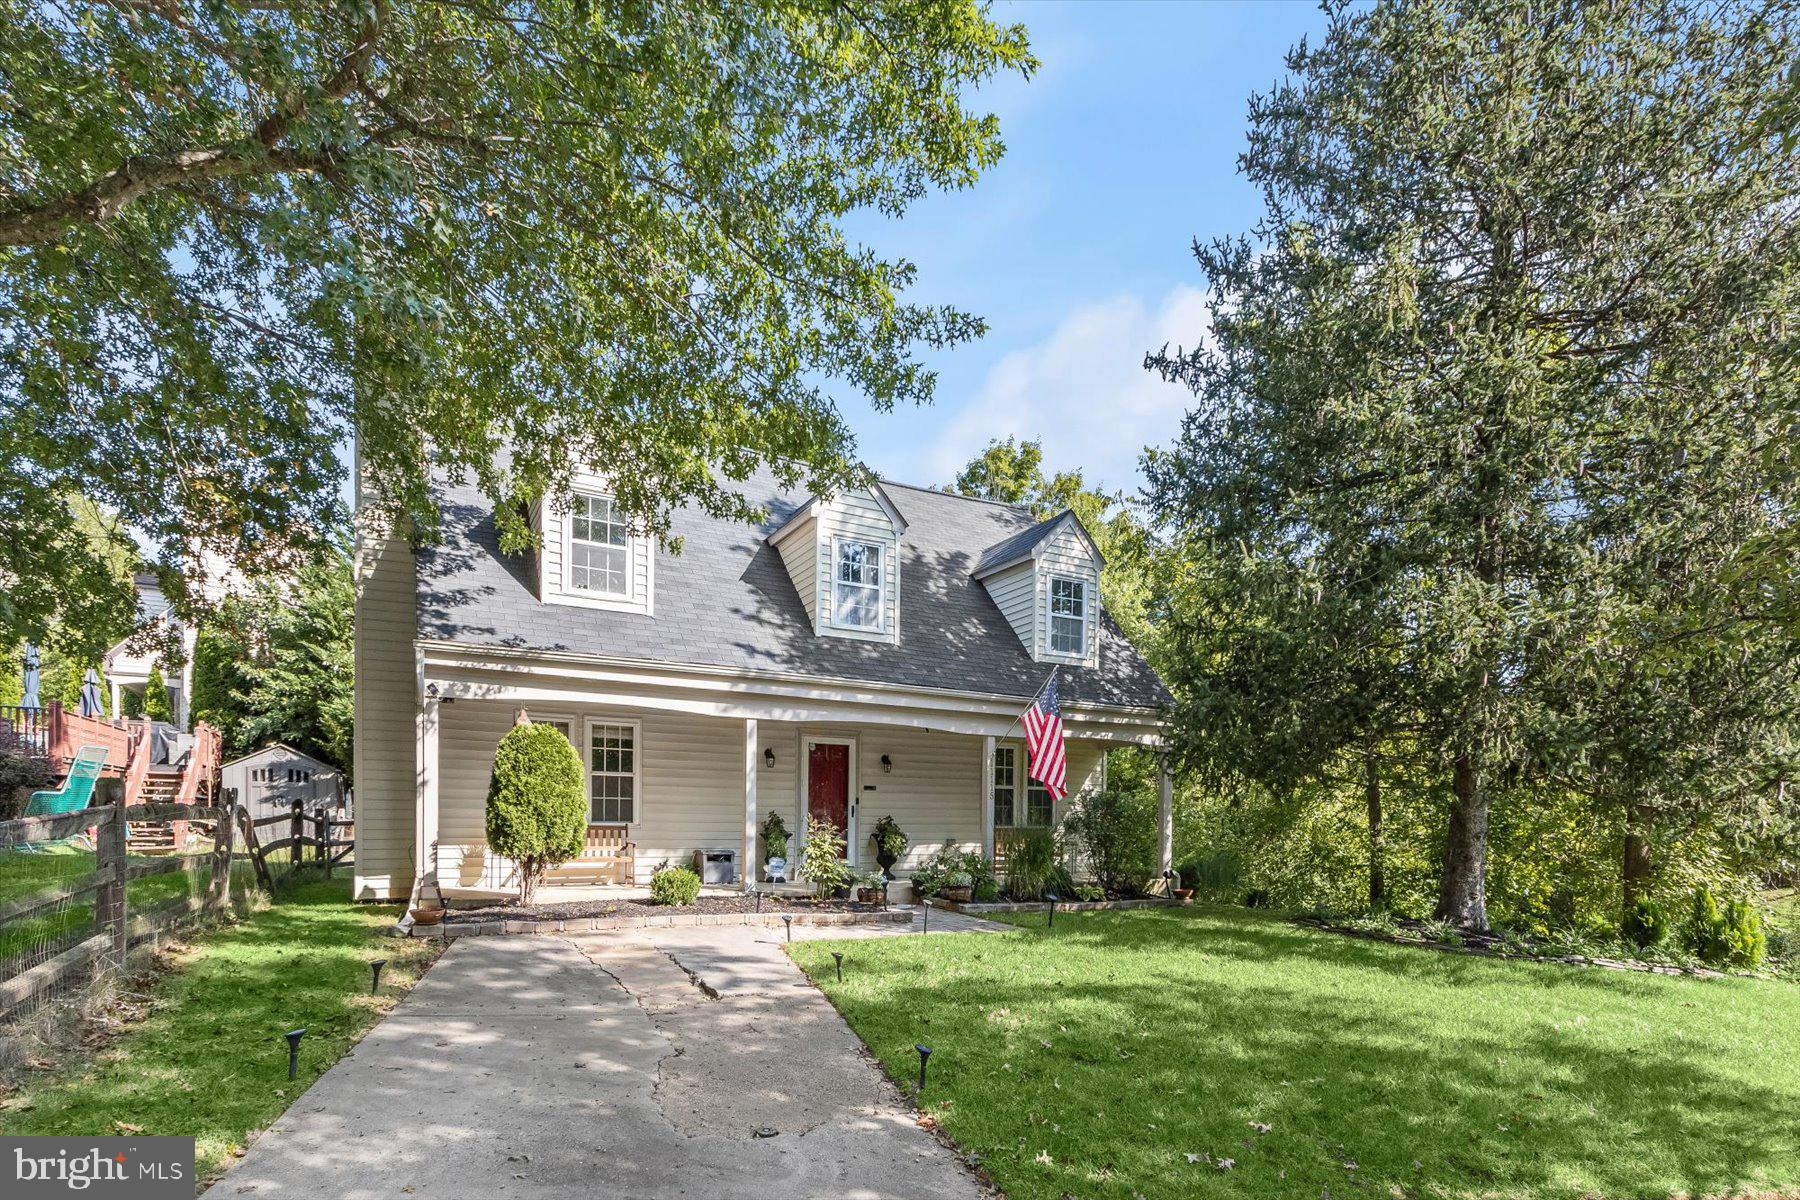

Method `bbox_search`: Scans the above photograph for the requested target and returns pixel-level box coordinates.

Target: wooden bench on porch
[546,823,638,885]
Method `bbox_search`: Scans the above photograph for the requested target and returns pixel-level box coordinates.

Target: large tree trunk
[1435,755,1490,930]
[1365,749,1386,912]
[1621,802,1654,915]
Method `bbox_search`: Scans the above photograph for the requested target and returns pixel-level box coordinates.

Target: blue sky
[842,0,1330,498]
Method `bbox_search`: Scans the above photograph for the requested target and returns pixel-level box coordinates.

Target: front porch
[387,648,1171,906]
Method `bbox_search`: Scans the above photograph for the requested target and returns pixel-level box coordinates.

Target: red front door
[807,742,851,842]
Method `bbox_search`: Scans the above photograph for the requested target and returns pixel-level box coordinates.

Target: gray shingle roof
[972,513,1066,577]
[416,470,1170,711]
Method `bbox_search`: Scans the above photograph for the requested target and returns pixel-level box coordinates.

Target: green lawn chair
[19,745,111,851]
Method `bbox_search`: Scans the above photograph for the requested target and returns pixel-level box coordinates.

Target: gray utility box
[693,848,738,885]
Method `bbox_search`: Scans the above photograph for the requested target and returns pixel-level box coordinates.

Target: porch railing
[0,702,135,773]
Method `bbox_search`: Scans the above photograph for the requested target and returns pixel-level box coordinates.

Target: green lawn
[0,846,247,967]
[0,878,440,1189]
[793,906,1800,1200]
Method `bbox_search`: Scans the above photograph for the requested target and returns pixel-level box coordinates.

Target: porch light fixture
[370,959,387,994]
[880,754,892,773]
[764,748,776,768]
[284,1028,306,1080]
[914,1043,932,1095]
[831,951,844,982]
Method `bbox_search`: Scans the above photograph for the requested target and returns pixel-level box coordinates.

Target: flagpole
[998,665,1060,742]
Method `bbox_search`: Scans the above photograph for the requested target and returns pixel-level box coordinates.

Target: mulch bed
[444,894,882,924]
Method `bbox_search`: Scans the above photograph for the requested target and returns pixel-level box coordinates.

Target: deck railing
[0,702,135,772]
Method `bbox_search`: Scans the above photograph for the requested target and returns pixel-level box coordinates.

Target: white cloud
[923,284,1212,495]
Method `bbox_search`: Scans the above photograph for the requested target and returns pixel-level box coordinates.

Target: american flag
[1022,669,1067,800]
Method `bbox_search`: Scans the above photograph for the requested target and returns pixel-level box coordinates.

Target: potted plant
[941,869,974,904]
[870,815,908,880]
[854,868,887,905]
[761,812,791,883]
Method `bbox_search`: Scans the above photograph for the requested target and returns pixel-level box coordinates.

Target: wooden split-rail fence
[235,801,354,893]
[0,790,236,1019]
[0,793,352,1019]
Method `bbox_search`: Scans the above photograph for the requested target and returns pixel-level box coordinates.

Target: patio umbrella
[78,667,104,717]
[20,643,40,709]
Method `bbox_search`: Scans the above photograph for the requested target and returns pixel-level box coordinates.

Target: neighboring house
[103,572,194,728]
[221,742,345,824]
[352,465,1172,903]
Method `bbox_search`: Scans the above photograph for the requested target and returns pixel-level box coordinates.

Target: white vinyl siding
[775,513,820,625]
[811,488,900,644]
[981,559,1037,654]
[428,704,1108,890]
[351,471,418,900]
[1035,524,1100,666]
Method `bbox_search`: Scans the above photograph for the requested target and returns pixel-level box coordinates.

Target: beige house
[353,465,1171,904]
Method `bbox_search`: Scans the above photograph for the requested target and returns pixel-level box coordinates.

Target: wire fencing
[0,785,239,1020]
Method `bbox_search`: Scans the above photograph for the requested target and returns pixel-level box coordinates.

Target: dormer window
[570,493,631,596]
[833,539,883,630]
[1048,576,1087,655]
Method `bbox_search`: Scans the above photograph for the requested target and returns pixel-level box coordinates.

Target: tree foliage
[0,0,1035,645]
[484,719,586,903]
[191,541,355,770]
[949,437,1156,642]
[1148,0,1800,930]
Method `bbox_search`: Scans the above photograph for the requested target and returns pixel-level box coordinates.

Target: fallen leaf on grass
[1216,1158,1235,1171]
[1034,1151,1053,1166]
[1249,1121,1272,1134]
[113,1121,144,1134]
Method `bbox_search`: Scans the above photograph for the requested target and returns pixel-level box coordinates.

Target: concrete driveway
[203,921,992,1199]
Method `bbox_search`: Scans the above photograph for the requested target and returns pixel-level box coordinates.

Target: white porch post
[981,735,996,862]
[109,680,122,720]
[743,718,758,892]
[1158,756,1174,876]
[413,692,441,905]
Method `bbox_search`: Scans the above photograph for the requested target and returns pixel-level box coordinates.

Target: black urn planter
[875,846,898,880]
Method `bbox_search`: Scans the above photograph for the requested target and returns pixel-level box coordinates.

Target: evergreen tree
[1148,0,1800,929]
[236,541,355,775]
[142,664,173,722]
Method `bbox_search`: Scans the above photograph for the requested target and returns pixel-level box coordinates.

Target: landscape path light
[915,1044,932,1096]
[284,1028,306,1080]
[370,959,387,994]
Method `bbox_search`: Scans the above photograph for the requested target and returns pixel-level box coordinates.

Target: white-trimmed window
[587,721,638,824]
[570,493,631,596]
[1048,576,1088,655]
[993,746,1053,828]
[833,539,883,629]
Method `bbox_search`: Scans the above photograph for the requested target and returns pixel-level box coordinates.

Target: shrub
[760,811,791,860]
[143,664,173,722]
[650,865,702,906]
[0,729,57,820]
[1178,849,1245,901]
[1064,787,1157,895]
[1004,828,1058,901]
[961,849,997,899]
[1073,883,1104,902]
[1623,896,1673,949]
[484,719,587,903]
[799,816,849,897]
[1688,887,1730,964]
[909,842,963,899]
[1722,898,1766,968]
